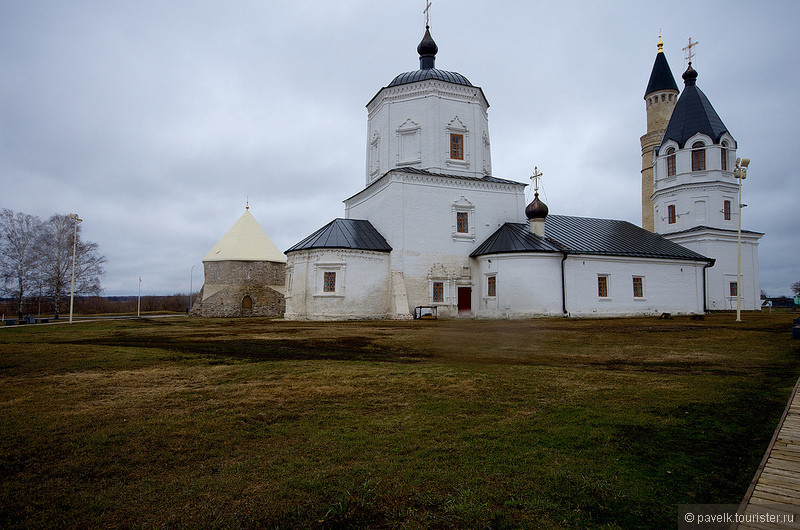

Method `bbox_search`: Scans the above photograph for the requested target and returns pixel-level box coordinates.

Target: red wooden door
[457,287,471,313]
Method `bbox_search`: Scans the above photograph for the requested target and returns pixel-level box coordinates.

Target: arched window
[665,147,676,177]
[720,141,728,171]
[242,295,253,309]
[691,141,706,171]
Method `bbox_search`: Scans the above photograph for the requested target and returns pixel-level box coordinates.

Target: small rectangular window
[667,154,676,177]
[721,146,728,171]
[730,282,738,297]
[456,212,469,233]
[487,276,496,297]
[723,200,731,221]
[323,271,336,293]
[667,204,676,224]
[632,277,643,298]
[692,144,706,171]
[433,281,444,303]
[598,275,608,298]
[450,133,464,160]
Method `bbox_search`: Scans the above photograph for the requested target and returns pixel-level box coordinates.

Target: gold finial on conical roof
[657,30,664,53]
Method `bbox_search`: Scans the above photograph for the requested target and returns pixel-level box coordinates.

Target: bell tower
[640,35,679,232]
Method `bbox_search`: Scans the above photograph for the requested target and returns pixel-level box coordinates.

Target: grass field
[1,312,799,528]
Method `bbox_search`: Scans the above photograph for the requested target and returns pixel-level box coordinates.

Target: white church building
[283,26,760,320]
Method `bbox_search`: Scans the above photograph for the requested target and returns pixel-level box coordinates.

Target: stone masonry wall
[192,260,286,317]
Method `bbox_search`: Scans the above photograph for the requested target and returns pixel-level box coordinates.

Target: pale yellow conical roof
[203,209,287,263]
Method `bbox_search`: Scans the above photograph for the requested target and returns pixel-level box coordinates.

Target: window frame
[691,141,706,171]
[632,276,644,299]
[450,133,464,160]
[721,142,728,172]
[667,204,676,224]
[451,196,476,241]
[323,271,336,293]
[456,211,469,234]
[432,281,444,303]
[487,275,496,298]
[598,275,609,298]
[723,200,731,221]
[729,281,738,298]
[666,147,676,177]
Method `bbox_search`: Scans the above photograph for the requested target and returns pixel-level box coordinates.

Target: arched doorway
[242,295,253,310]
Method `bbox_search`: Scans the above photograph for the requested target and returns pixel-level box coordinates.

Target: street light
[734,157,750,323]
[68,213,82,323]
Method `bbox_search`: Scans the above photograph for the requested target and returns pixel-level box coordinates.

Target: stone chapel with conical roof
[192,206,287,317]
[281,25,746,320]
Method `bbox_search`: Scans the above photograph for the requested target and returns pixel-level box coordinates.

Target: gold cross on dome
[424,0,432,26]
[683,37,699,63]
[531,166,543,193]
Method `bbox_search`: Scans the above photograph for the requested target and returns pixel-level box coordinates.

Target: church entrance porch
[458,287,472,315]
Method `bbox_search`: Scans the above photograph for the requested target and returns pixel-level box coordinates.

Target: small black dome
[417,25,438,60]
[525,193,549,220]
[682,62,698,86]
[385,25,473,89]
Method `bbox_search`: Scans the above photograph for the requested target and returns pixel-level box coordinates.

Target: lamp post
[137,276,142,317]
[68,213,82,323]
[734,157,749,323]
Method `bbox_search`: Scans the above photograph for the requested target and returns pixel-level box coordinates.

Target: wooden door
[457,287,471,313]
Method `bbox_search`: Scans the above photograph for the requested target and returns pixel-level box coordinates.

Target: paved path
[737,378,800,528]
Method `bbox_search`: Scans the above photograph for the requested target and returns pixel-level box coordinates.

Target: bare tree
[0,209,42,318]
[37,214,106,319]
[792,281,800,297]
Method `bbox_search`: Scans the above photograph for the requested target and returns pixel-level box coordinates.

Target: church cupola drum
[365,25,492,182]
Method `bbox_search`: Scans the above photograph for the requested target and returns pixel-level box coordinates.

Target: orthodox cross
[683,37,699,64]
[531,166,543,193]
[424,0,432,26]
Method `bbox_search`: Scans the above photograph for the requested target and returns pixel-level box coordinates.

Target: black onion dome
[525,193,549,220]
[387,25,473,88]
[682,62,698,85]
[417,25,438,63]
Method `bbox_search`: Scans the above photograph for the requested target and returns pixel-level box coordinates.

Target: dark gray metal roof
[470,223,564,256]
[285,218,392,253]
[659,65,732,150]
[388,68,473,87]
[644,51,679,96]
[472,215,713,262]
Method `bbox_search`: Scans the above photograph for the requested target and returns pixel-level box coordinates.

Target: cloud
[2,1,798,296]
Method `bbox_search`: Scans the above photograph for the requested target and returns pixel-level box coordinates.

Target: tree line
[0,293,199,318]
[0,209,106,319]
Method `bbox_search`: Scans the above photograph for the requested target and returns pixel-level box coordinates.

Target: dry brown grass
[1,312,799,528]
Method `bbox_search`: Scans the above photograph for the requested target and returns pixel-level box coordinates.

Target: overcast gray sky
[2,1,797,297]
